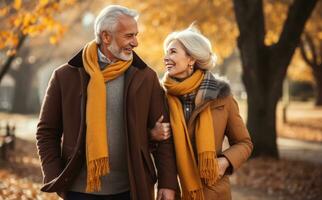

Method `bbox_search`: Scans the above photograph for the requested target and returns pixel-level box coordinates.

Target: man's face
[108,15,139,61]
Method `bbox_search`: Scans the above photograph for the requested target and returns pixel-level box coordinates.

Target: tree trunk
[233,0,317,158]
[247,90,279,157]
[300,33,322,106]
[0,34,26,84]
[10,46,40,114]
[241,48,281,157]
[313,66,322,106]
[10,63,38,114]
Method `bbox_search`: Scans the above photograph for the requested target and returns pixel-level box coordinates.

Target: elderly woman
[155,27,253,200]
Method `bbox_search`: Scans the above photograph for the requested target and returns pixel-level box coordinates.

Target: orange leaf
[39,0,49,6]
[0,7,8,17]
[49,36,57,44]
[6,49,17,56]
[13,0,22,10]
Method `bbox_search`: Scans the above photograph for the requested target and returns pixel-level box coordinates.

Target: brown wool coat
[36,50,178,200]
[185,79,253,200]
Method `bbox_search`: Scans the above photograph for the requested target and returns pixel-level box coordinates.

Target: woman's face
[164,40,195,79]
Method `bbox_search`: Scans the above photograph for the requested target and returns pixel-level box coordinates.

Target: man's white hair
[163,25,217,70]
[94,5,139,44]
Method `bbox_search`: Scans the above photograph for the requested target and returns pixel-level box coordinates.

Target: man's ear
[101,31,112,45]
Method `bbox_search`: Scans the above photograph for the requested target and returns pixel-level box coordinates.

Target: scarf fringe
[198,151,219,185]
[86,157,110,192]
[183,188,204,200]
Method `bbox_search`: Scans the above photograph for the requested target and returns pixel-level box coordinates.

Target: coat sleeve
[147,71,178,190]
[222,95,253,174]
[36,70,64,184]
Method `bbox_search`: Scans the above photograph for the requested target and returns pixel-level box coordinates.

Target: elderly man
[36,5,177,200]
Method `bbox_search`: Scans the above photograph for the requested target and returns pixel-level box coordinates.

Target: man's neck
[99,44,119,63]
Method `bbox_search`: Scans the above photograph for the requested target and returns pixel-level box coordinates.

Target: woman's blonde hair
[163,25,217,70]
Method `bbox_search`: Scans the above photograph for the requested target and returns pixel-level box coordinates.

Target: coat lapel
[187,98,227,139]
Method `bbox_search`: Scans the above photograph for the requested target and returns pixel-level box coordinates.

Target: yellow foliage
[288,1,321,82]
[0,0,77,54]
[6,49,17,56]
[117,0,237,73]
[13,15,23,27]
[264,0,289,45]
[13,0,22,10]
[0,7,8,17]
[49,35,58,44]
[288,48,314,82]
[39,0,49,7]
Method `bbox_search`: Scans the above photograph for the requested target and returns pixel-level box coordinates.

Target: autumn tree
[0,0,76,84]
[120,0,237,73]
[233,0,318,157]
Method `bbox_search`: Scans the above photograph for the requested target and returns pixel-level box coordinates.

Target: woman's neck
[173,76,188,82]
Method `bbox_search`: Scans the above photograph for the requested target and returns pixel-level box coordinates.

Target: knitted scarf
[163,69,219,200]
[82,40,132,192]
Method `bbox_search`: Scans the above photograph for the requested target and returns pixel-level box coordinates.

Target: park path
[1,111,322,200]
[5,113,322,164]
[278,137,322,164]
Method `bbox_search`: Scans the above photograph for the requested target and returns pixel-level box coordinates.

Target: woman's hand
[217,157,230,178]
[150,115,171,141]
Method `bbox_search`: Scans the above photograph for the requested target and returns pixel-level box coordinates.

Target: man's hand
[217,157,230,178]
[157,188,176,200]
[150,115,171,141]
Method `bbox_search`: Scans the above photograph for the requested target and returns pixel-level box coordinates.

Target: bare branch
[300,34,315,68]
[233,0,265,43]
[0,34,26,84]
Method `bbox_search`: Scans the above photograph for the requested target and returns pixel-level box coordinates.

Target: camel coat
[184,78,253,200]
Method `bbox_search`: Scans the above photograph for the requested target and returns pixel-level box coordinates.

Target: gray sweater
[69,49,129,194]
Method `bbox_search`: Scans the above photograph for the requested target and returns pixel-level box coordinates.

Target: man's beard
[107,39,133,61]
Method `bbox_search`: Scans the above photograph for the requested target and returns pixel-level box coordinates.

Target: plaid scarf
[181,71,225,122]
[195,71,226,106]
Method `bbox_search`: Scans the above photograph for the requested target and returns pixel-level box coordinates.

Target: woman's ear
[101,31,112,45]
[189,57,196,67]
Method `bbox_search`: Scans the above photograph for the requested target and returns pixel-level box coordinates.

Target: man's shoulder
[141,65,156,74]
[138,66,159,82]
[54,63,79,75]
[50,63,81,85]
[132,52,157,77]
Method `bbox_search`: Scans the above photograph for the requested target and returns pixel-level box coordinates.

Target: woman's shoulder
[206,72,236,107]
[206,72,231,99]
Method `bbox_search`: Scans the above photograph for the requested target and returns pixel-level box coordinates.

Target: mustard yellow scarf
[163,70,219,200]
[82,40,132,192]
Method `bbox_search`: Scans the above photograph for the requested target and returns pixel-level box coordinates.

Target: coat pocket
[203,175,232,200]
[140,148,157,183]
[61,145,75,165]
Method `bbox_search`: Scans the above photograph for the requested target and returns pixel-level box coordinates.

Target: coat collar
[187,75,231,136]
[201,73,231,101]
[67,47,148,70]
